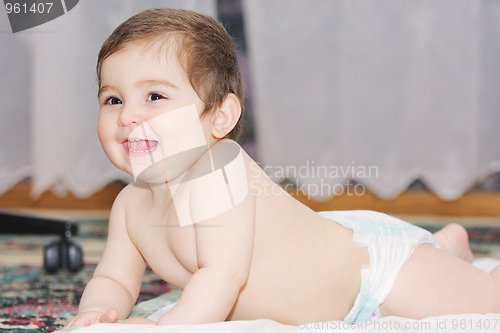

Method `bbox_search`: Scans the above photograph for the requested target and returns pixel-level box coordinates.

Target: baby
[66,8,500,327]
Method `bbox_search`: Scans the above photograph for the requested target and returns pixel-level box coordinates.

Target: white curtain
[243,0,500,200]
[0,0,216,198]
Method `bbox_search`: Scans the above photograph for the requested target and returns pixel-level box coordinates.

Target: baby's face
[97,42,214,183]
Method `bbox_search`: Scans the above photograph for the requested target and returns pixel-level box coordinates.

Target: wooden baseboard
[1,182,499,217]
[0,181,123,211]
[290,190,500,217]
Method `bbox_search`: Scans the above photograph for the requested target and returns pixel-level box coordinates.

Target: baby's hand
[64,309,118,328]
[119,317,157,325]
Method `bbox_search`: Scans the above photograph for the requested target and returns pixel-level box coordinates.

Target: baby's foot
[434,223,474,263]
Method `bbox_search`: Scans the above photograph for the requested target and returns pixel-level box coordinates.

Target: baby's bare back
[124,155,368,325]
[227,181,369,324]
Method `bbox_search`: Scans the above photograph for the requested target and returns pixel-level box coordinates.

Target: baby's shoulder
[113,183,149,207]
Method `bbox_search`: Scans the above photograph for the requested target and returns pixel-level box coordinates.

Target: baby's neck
[139,170,189,205]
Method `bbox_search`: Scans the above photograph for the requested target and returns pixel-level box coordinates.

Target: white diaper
[317,210,439,323]
[147,301,177,322]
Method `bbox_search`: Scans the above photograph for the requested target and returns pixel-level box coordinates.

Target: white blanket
[60,258,500,333]
[61,314,500,333]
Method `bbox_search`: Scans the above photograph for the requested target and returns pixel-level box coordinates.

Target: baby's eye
[147,92,166,101]
[105,97,122,105]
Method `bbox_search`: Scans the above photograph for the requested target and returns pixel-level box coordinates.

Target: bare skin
[67,148,370,326]
[381,243,500,319]
[66,41,500,328]
[379,223,499,319]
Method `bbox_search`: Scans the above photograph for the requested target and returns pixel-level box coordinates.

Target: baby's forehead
[99,37,194,91]
[98,33,198,94]
[127,35,187,68]
[99,39,186,81]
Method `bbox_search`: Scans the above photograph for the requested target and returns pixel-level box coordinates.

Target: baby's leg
[380,244,500,319]
[433,223,474,263]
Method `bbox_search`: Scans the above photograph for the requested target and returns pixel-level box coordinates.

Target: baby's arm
[157,192,255,325]
[65,190,147,327]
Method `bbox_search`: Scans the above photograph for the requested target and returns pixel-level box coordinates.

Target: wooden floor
[1,181,499,218]
[292,190,500,218]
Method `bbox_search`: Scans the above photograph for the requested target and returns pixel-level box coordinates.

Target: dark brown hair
[97,8,243,140]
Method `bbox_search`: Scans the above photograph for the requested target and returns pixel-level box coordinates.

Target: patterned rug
[0,264,173,332]
[0,215,174,332]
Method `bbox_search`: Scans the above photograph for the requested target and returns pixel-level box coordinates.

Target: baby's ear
[212,93,242,139]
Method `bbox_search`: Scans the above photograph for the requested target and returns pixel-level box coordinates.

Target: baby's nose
[118,105,142,126]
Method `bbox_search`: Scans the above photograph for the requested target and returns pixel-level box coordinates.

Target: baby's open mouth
[126,138,159,154]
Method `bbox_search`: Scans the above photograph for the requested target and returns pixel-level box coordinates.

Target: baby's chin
[134,163,184,187]
[136,147,208,183]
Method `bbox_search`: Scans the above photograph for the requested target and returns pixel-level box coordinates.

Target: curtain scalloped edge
[0,166,31,197]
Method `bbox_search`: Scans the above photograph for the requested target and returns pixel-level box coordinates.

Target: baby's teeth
[129,148,154,153]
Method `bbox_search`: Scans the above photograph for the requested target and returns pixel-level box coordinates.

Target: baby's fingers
[64,311,111,328]
[120,317,157,325]
[100,309,118,323]
[63,317,77,329]
[64,316,94,328]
